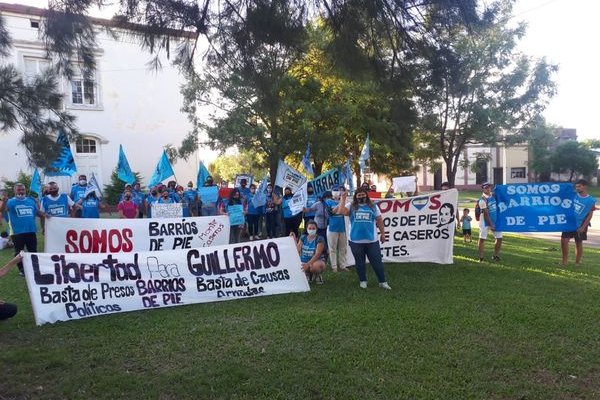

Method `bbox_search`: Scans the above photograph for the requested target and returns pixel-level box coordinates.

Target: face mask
[357,197,367,204]
[307,228,317,236]
[332,191,340,199]
[15,193,26,199]
[125,195,131,200]
[79,180,87,185]
[267,188,272,193]
[188,186,193,189]
[151,191,157,196]
[49,190,58,196]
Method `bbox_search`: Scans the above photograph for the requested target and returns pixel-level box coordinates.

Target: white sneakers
[359,281,392,290]
[359,281,368,289]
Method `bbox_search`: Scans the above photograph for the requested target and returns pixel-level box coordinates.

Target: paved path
[518,212,600,248]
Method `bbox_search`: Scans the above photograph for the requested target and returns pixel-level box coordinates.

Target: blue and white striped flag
[301,143,314,177]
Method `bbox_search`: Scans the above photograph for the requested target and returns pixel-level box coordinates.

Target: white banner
[23,237,309,325]
[392,176,417,193]
[44,216,231,253]
[274,159,307,193]
[345,189,457,265]
[152,203,183,218]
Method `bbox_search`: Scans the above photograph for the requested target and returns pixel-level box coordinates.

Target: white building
[0,2,201,190]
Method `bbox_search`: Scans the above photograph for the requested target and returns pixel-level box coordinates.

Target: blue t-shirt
[41,194,71,217]
[70,185,87,203]
[479,195,498,228]
[132,190,144,207]
[81,197,100,218]
[573,194,596,228]
[7,197,38,235]
[300,234,325,263]
[461,215,472,230]
[304,194,317,217]
[246,193,264,215]
[324,199,345,233]
[348,203,380,243]
[282,196,293,218]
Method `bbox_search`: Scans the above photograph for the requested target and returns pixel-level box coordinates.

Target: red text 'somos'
[65,229,134,253]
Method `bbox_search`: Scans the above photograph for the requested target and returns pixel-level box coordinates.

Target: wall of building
[0,10,200,191]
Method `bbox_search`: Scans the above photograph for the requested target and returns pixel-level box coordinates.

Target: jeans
[247,214,261,236]
[265,212,278,238]
[349,241,386,283]
[13,232,37,274]
[230,225,243,244]
[202,204,218,217]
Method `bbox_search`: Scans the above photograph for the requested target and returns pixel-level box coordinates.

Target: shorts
[561,230,587,242]
[462,229,472,236]
[479,224,502,239]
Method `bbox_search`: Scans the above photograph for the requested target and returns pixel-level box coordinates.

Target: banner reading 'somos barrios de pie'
[23,237,309,325]
[361,189,458,264]
[44,216,230,253]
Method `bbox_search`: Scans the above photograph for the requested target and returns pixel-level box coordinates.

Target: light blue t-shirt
[282,196,293,218]
[479,195,498,228]
[7,197,38,235]
[324,199,345,233]
[573,194,596,228]
[461,215,472,230]
[41,194,72,217]
[347,202,381,243]
[304,194,317,217]
[70,185,87,203]
[300,234,325,263]
[246,193,264,215]
[81,197,100,218]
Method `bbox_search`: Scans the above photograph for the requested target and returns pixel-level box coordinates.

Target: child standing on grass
[460,208,472,243]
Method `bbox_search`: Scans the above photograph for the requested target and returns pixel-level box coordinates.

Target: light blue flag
[148,150,175,187]
[46,131,77,177]
[358,134,370,173]
[196,161,211,188]
[117,145,136,185]
[343,157,355,192]
[252,177,269,208]
[301,143,314,177]
[30,168,42,196]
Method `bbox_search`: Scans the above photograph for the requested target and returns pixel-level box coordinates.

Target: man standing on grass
[561,179,596,266]
[0,184,49,276]
[478,182,502,262]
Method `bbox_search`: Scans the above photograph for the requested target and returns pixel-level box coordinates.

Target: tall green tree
[550,141,598,182]
[413,0,557,187]
[208,151,269,183]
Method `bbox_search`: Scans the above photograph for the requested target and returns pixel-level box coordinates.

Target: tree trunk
[313,161,323,177]
[269,154,279,186]
[445,159,456,188]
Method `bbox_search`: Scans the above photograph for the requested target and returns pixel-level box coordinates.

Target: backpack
[474,196,488,221]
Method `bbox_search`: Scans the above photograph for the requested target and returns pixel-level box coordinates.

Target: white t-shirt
[0,236,10,250]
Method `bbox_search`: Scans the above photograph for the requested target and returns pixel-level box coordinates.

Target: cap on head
[482,182,491,189]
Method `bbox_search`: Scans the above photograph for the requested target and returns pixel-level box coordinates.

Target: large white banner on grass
[345,189,457,265]
[23,237,309,325]
[44,216,230,253]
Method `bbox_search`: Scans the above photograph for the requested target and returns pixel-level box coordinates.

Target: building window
[30,20,40,29]
[71,78,96,105]
[23,57,50,84]
[511,167,526,179]
[76,138,97,154]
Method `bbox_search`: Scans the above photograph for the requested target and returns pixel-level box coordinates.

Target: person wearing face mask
[0,183,49,276]
[273,187,302,238]
[302,191,329,244]
[334,188,391,290]
[324,186,349,272]
[40,182,75,218]
[159,190,175,204]
[70,175,88,217]
[118,190,138,219]
[303,183,317,227]
[183,182,199,217]
[132,183,145,218]
[264,184,279,239]
[145,187,161,218]
[220,188,246,244]
[246,184,263,240]
[295,220,326,284]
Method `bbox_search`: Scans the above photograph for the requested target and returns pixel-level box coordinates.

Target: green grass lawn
[1,232,599,399]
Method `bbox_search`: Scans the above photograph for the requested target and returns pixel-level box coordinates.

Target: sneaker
[359,281,367,289]
[492,255,500,261]
[379,282,392,290]
[19,270,25,277]
[315,275,324,285]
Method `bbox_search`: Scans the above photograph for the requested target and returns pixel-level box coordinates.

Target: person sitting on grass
[0,231,13,250]
[0,252,22,321]
[460,208,473,243]
[294,220,326,284]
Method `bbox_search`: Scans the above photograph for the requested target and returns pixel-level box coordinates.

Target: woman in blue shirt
[246,184,264,240]
[295,220,326,284]
[335,188,391,290]
[220,188,246,244]
[274,187,302,238]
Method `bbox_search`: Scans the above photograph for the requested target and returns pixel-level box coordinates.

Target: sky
[8,0,600,141]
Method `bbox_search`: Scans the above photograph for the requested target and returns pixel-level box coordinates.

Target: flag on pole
[46,131,77,177]
[84,172,102,198]
[301,143,314,177]
[252,176,269,208]
[30,168,42,196]
[358,134,370,174]
[117,145,136,185]
[148,151,175,187]
[343,157,354,192]
[196,161,211,188]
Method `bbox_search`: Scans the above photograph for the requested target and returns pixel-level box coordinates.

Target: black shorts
[462,229,472,235]
[561,230,587,241]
